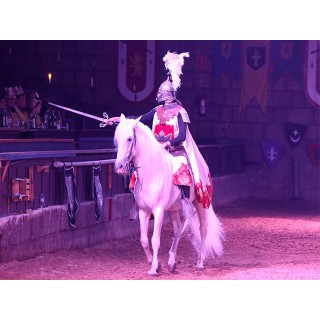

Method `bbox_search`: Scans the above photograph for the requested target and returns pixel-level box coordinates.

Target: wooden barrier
[0,142,125,216]
[0,141,245,216]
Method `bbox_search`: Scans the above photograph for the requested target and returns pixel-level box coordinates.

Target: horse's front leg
[148,207,165,276]
[139,209,152,265]
[168,210,183,272]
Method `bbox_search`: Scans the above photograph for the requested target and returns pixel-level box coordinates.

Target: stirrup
[181,198,196,219]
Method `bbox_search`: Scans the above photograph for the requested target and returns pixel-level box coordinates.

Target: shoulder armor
[179,107,190,123]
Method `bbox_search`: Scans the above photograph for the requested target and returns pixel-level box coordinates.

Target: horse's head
[114,114,141,175]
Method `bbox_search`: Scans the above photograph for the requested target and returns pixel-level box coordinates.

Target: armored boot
[180,186,196,219]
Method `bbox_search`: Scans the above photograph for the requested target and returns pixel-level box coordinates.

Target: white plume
[163,51,190,90]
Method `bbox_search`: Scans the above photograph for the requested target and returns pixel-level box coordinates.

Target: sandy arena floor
[0,199,319,280]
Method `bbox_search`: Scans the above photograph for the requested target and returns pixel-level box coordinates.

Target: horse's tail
[186,203,225,259]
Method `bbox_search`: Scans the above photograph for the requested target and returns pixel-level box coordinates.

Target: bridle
[124,128,139,175]
[125,128,136,162]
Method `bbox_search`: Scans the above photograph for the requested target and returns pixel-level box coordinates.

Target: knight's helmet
[156,51,190,104]
[156,78,176,103]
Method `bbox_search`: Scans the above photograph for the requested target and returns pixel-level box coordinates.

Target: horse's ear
[133,116,142,128]
[120,114,126,122]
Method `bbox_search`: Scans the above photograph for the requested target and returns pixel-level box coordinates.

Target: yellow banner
[239,40,271,114]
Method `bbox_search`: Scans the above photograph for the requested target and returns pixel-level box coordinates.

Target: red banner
[117,40,155,102]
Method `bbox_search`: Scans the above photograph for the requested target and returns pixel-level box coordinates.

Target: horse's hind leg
[139,209,152,264]
[168,210,183,272]
[196,209,208,270]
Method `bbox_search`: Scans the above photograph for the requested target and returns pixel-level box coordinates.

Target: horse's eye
[128,137,132,142]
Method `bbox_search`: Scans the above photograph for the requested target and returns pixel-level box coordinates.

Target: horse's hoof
[148,262,161,276]
[196,262,205,271]
[168,263,177,273]
[148,270,159,277]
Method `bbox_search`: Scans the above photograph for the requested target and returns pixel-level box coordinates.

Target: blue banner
[272,40,302,83]
[213,40,241,80]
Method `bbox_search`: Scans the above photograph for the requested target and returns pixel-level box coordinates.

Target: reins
[124,128,141,175]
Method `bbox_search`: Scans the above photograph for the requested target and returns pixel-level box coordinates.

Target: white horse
[114,114,224,276]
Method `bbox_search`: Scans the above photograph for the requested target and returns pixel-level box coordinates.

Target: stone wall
[0,194,137,262]
[0,173,249,263]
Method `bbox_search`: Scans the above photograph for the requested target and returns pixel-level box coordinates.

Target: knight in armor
[107,51,213,220]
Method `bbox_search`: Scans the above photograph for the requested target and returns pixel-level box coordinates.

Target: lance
[48,102,112,127]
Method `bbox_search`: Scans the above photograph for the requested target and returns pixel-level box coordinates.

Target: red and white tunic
[152,103,193,187]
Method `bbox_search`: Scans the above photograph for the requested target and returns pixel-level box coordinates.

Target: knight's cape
[184,127,213,208]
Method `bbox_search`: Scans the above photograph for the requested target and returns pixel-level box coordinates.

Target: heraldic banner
[213,40,241,81]
[240,40,271,114]
[117,40,155,102]
[64,166,78,228]
[92,165,103,222]
[273,40,302,84]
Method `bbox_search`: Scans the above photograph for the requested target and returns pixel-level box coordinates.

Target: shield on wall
[247,46,266,71]
[117,40,155,102]
[261,140,282,168]
[305,40,320,109]
[308,143,320,167]
[285,122,307,149]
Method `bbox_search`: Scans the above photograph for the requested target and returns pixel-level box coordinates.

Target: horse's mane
[115,117,165,156]
[134,120,165,154]
[135,120,155,140]
[115,118,172,171]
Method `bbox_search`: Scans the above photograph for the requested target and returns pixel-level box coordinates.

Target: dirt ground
[0,199,319,280]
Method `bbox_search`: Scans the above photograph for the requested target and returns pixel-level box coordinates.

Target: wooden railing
[0,148,124,216]
[0,142,245,216]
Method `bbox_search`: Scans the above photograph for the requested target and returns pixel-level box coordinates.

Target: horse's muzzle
[114,161,127,175]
